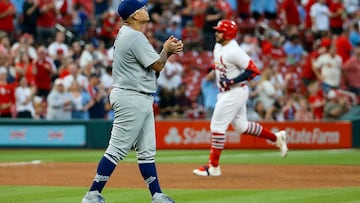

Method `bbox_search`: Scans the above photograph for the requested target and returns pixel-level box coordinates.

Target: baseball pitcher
[81,0,183,202]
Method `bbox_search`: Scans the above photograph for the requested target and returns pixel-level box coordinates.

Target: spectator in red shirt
[99,10,120,48]
[56,0,71,17]
[342,43,360,96]
[192,0,207,29]
[0,0,16,39]
[307,80,325,120]
[181,21,202,51]
[261,34,287,68]
[14,51,35,85]
[279,0,301,30]
[335,28,352,63]
[0,66,15,118]
[301,43,325,87]
[37,0,58,45]
[237,0,250,20]
[33,46,54,99]
[304,0,316,29]
[329,0,345,35]
[216,0,233,19]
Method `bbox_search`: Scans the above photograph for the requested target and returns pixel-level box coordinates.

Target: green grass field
[1,149,360,203]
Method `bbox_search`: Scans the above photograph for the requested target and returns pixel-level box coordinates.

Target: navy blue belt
[119,88,152,96]
[220,82,247,92]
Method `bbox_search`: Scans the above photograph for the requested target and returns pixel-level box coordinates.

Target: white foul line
[0,160,42,167]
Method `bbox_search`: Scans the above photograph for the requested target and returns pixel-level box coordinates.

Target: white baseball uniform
[211,39,252,134]
[193,23,288,177]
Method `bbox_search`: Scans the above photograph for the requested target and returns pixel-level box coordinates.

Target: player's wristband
[232,69,254,83]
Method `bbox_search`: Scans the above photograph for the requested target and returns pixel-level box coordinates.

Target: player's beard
[216,36,224,44]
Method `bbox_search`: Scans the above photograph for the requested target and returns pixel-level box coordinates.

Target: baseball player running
[81,0,183,202]
[193,19,288,177]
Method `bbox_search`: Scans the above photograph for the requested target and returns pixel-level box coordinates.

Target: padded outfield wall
[0,119,358,149]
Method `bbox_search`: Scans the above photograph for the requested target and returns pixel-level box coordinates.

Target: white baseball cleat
[152,193,175,203]
[275,130,288,158]
[81,191,105,203]
[193,164,221,176]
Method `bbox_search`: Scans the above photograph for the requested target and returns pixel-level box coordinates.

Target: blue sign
[0,125,86,146]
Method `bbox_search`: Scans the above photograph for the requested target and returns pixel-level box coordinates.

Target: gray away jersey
[112,25,160,93]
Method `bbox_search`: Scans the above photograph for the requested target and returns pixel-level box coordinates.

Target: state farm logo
[48,130,64,140]
[271,127,340,144]
[165,127,182,144]
[164,127,240,144]
[9,129,26,140]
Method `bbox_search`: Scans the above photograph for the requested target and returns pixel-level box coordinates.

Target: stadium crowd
[0,0,359,121]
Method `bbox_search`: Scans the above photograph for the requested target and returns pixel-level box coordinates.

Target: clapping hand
[164,35,183,55]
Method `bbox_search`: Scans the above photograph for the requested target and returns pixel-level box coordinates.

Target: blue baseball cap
[117,0,148,20]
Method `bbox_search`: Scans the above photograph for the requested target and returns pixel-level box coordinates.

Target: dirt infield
[1,163,360,189]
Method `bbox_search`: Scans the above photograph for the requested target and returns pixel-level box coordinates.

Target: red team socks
[208,122,277,166]
[257,127,277,142]
[245,122,276,142]
[209,132,225,167]
[209,148,222,167]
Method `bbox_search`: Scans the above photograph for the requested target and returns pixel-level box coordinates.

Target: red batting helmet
[213,20,238,40]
